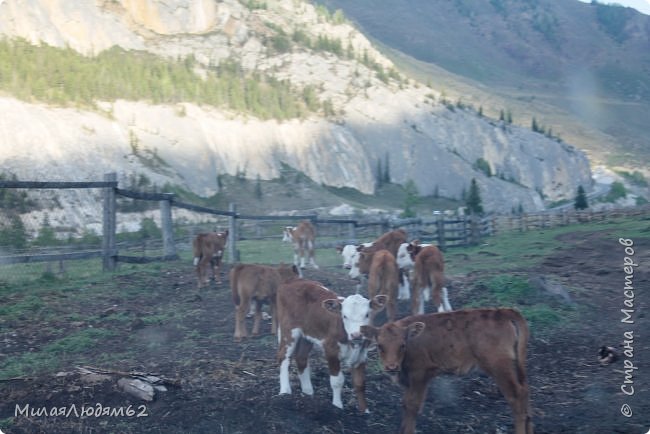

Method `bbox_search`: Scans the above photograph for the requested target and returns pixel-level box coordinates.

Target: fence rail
[1,175,649,273]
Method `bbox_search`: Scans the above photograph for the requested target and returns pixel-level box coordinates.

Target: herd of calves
[191,221,534,434]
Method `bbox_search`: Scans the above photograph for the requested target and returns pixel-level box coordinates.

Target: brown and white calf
[230,263,299,341]
[337,242,372,270]
[276,279,386,412]
[349,229,408,279]
[409,244,451,314]
[192,230,229,288]
[282,220,318,274]
[364,249,399,324]
[395,241,430,300]
[361,308,533,434]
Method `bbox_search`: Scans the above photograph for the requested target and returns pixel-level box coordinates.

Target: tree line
[0,38,324,120]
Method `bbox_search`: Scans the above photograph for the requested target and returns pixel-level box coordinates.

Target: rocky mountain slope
[317,0,650,167]
[0,0,592,223]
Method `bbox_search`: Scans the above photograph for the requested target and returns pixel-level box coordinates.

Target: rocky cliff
[0,0,593,217]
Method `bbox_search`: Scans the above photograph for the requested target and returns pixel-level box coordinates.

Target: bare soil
[1,229,649,434]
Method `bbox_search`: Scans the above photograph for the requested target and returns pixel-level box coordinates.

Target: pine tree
[376,159,383,188]
[401,180,419,218]
[532,117,539,132]
[466,178,484,215]
[255,175,263,199]
[383,153,391,184]
[574,185,588,210]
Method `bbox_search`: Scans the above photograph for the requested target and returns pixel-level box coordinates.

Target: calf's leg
[399,377,429,434]
[295,338,314,395]
[351,362,369,413]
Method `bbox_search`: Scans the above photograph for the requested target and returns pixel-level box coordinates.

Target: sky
[577,0,650,15]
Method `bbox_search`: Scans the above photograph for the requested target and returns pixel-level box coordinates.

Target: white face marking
[340,294,372,341]
[348,251,362,278]
[340,245,357,269]
[396,243,413,269]
[341,243,371,270]
[282,227,294,243]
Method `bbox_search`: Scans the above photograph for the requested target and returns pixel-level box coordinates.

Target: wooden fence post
[469,215,480,245]
[102,172,117,271]
[436,214,445,250]
[228,203,238,263]
[462,216,469,245]
[160,193,177,259]
[348,222,356,242]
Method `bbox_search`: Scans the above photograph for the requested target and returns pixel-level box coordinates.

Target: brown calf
[193,230,229,288]
[282,220,318,273]
[349,229,407,279]
[365,249,399,324]
[230,263,299,341]
[276,279,386,412]
[361,308,533,434]
[411,244,450,314]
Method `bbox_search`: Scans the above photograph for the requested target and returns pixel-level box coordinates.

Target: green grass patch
[0,328,116,379]
[0,417,14,430]
[236,236,343,268]
[445,215,650,275]
[465,274,576,334]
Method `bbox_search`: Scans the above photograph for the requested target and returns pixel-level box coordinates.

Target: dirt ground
[1,229,649,434]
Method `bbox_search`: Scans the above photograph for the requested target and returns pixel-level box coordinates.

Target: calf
[410,244,451,314]
[396,241,431,301]
[282,220,318,273]
[365,250,399,324]
[193,230,229,288]
[337,242,372,269]
[276,279,386,412]
[361,308,533,434]
[230,263,299,341]
[349,229,408,279]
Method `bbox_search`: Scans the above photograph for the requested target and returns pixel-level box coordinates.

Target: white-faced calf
[361,308,533,434]
[282,220,318,274]
[348,229,408,279]
[230,263,299,341]
[276,279,386,412]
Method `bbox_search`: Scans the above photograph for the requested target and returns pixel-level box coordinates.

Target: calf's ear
[372,294,388,311]
[407,322,425,340]
[360,325,378,340]
[322,299,342,314]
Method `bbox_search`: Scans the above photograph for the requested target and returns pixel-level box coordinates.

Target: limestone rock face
[0,0,593,218]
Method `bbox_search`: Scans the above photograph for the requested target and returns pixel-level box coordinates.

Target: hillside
[0,0,595,235]
[316,0,650,169]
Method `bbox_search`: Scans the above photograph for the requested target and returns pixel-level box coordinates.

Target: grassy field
[1,214,648,380]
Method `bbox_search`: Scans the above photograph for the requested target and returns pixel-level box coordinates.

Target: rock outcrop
[0,0,592,219]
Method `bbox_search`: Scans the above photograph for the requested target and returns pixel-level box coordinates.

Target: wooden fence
[1,173,648,271]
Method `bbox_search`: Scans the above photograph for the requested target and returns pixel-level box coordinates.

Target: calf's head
[349,247,374,279]
[339,244,358,270]
[323,294,387,343]
[396,243,412,269]
[282,227,295,243]
[361,321,425,380]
